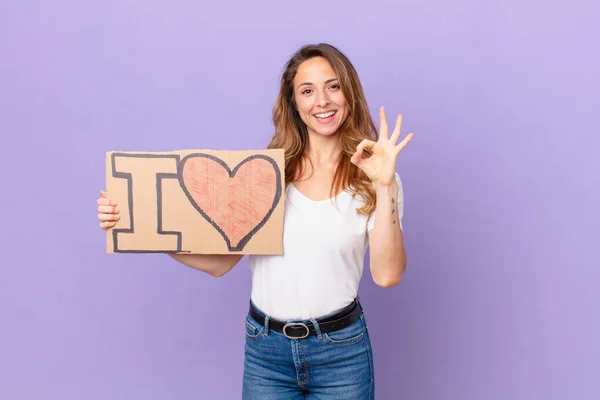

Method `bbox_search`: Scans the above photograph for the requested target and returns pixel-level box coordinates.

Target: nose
[315,90,330,107]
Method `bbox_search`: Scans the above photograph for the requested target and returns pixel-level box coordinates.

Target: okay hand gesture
[350,106,414,186]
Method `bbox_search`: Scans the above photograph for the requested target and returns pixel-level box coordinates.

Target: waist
[248,297,363,339]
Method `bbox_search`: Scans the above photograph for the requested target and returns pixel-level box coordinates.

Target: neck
[305,131,342,166]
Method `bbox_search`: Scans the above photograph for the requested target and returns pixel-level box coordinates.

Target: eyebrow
[296,78,339,90]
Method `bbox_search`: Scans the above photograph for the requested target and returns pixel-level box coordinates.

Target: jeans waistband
[249,297,362,324]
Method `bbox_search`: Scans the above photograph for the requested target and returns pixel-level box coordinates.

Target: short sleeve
[367,172,404,232]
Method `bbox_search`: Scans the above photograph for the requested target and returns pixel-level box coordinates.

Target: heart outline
[177,153,283,252]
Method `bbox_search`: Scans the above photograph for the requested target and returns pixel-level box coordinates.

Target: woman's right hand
[97,189,120,230]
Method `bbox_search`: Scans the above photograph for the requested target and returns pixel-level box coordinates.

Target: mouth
[313,110,337,123]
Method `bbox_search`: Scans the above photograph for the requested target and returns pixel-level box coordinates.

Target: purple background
[1,1,598,399]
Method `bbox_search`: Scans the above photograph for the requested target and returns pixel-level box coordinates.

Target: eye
[329,83,340,90]
[301,88,313,95]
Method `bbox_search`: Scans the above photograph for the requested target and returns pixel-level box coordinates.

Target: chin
[309,117,344,137]
[310,126,340,137]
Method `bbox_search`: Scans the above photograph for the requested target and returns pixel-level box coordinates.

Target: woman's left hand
[350,106,414,186]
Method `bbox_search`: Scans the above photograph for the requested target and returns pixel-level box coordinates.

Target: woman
[97,43,413,399]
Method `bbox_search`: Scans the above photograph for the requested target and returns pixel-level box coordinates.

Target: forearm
[369,181,407,287]
[168,253,243,277]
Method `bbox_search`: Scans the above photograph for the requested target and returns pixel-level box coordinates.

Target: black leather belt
[249,298,363,339]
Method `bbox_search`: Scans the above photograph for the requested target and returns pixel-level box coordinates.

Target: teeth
[315,111,335,118]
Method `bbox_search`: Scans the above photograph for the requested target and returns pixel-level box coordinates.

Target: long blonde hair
[267,43,378,215]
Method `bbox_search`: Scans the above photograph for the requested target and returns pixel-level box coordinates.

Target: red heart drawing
[178,153,282,251]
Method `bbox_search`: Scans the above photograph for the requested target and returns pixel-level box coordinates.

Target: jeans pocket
[323,317,365,345]
[245,314,264,340]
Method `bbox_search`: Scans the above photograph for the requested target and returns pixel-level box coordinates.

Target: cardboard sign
[105,149,285,254]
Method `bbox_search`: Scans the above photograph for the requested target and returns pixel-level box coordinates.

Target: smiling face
[292,56,348,138]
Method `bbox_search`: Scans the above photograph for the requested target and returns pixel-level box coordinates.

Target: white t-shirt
[248,173,404,321]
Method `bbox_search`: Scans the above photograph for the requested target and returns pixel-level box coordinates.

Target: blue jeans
[242,301,375,399]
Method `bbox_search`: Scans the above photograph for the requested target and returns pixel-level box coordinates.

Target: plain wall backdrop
[1,0,598,399]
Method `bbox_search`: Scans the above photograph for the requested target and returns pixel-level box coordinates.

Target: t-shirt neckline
[289,183,349,205]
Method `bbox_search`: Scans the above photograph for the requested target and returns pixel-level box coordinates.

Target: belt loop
[310,318,322,340]
[264,315,270,336]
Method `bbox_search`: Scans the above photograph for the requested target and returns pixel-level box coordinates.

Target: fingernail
[114,207,119,213]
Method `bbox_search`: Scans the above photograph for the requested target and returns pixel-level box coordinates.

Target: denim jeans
[242,301,375,399]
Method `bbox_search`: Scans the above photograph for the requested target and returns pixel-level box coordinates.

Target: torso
[248,179,372,321]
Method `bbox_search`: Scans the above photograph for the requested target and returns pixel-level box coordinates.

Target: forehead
[294,57,337,84]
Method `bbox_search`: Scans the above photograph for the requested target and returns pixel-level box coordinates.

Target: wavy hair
[267,43,378,215]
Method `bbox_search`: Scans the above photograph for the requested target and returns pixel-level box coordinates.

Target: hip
[242,298,375,397]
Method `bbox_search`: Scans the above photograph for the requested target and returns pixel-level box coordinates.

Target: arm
[368,179,406,288]
[350,107,413,289]
[168,253,243,277]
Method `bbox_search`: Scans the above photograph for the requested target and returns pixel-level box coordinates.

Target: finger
[390,114,403,144]
[97,196,117,206]
[356,138,376,155]
[98,205,119,214]
[352,138,376,165]
[394,132,414,154]
[99,221,116,230]
[379,106,388,139]
[98,213,120,222]
[100,190,115,204]
[350,150,363,165]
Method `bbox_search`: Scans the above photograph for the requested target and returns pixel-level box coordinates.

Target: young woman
[97,43,413,399]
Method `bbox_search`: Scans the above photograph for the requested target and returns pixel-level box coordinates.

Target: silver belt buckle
[282,323,310,339]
